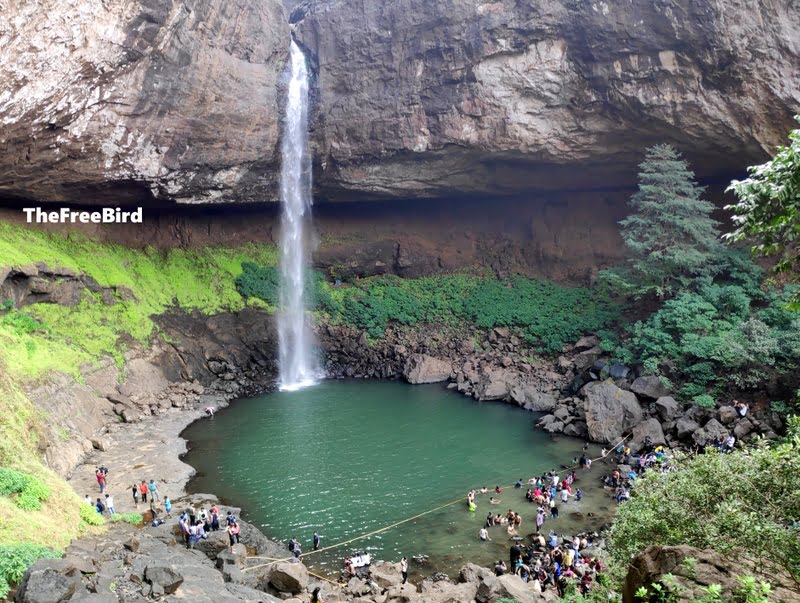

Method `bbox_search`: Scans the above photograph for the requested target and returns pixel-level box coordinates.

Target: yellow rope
[243,433,634,573]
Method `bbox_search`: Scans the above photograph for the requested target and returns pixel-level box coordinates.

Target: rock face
[0,0,288,204]
[292,0,800,200]
[2,0,799,204]
[403,354,452,384]
[583,381,643,444]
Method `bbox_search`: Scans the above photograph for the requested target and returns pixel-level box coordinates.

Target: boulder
[369,561,403,589]
[509,385,557,411]
[458,563,494,584]
[403,354,452,384]
[574,345,602,370]
[654,396,681,422]
[582,381,643,444]
[144,565,184,595]
[268,562,308,594]
[475,573,542,603]
[733,417,755,439]
[563,421,588,438]
[692,418,729,447]
[675,416,701,440]
[630,376,670,400]
[607,363,631,380]
[90,437,110,452]
[15,565,80,603]
[574,334,600,350]
[718,405,738,425]
[629,419,667,453]
[474,368,518,401]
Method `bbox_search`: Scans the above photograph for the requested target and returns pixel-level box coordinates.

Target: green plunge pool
[182,380,614,575]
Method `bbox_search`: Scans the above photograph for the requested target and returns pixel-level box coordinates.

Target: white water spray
[278,40,317,391]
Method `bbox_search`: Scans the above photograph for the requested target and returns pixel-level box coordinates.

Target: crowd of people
[86,465,172,522]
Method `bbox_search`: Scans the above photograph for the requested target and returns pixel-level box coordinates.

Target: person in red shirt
[96,470,105,493]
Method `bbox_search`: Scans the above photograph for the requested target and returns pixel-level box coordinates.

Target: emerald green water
[182,380,614,575]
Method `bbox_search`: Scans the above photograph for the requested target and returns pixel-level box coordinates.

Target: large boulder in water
[369,561,403,589]
[268,562,308,594]
[582,381,643,444]
[510,384,557,411]
[403,354,452,384]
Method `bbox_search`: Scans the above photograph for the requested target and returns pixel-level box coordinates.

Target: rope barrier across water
[243,432,633,574]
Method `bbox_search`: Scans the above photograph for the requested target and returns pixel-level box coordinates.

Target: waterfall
[277,40,317,391]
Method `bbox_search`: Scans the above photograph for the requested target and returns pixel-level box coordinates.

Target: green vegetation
[599,145,800,408]
[0,544,60,598]
[604,144,724,299]
[726,117,800,308]
[236,265,619,353]
[608,418,800,583]
[79,503,105,526]
[0,223,277,378]
[0,468,51,511]
[109,512,144,525]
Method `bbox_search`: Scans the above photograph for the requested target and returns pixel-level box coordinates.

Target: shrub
[692,394,715,409]
[79,503,104,526]
[236,262,280,306]
[608,418,800,583]
[0,468,51,510]
[109,512,143,525]
[0,468,30,496]
[0,544,60,599]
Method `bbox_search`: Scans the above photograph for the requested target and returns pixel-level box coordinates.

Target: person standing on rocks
[148,479,159,502]
[104,493,115,515]
[227,521,241,551]
[139,480,148,503]
[95,497,106,515]
[96,469,106,493]
[164,496,172,517]
[131,483,139,507]
[400,556,408,584]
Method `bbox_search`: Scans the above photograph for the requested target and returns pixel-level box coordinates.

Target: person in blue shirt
[164,496,172,517]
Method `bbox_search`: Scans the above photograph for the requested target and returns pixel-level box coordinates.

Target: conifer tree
[615,144,723,298]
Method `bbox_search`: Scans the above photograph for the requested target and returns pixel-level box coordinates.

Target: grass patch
[109,512,144,525]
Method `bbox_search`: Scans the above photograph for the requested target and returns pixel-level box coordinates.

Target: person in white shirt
[104,493,115,515]
[479,527,491,541]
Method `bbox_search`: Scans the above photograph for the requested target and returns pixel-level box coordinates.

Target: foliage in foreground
[608,417,800,583]
[0,544,60,599]
[726,117,800,308]
[236,264,620,353]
